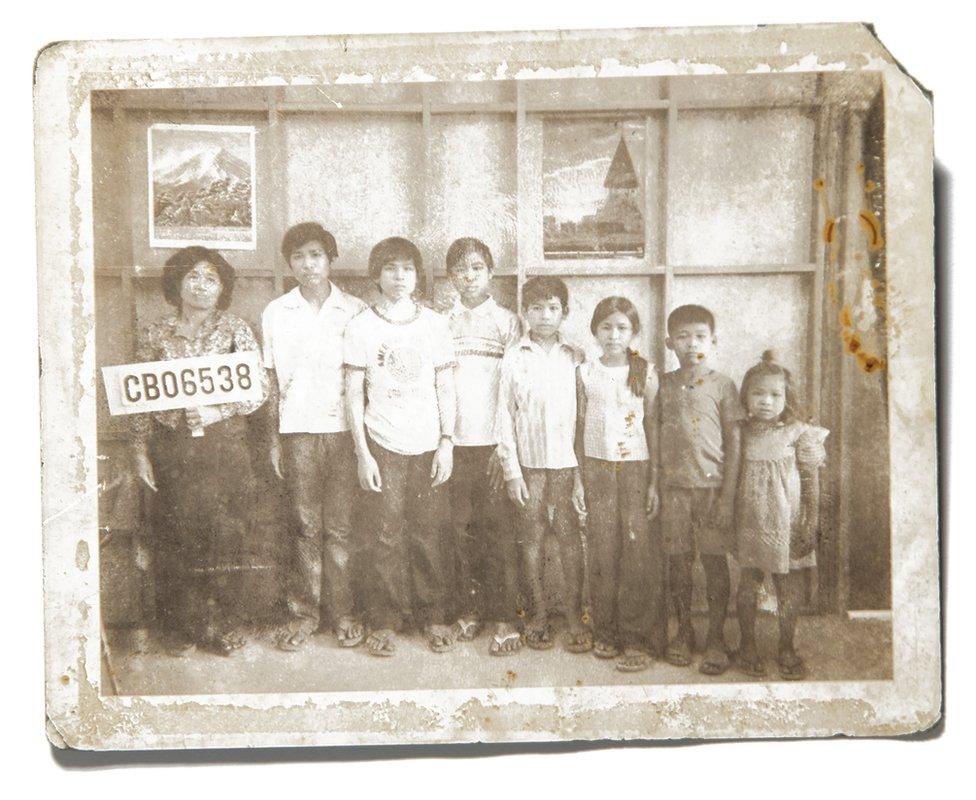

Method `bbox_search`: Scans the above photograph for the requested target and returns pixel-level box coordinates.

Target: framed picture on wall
[543,118,646,258]
[148,123,257,250]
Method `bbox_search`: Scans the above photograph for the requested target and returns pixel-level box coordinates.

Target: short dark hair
[521,276,569,313]
[368,237,426,296]
[667,304,715,335]
[162,246,236,310]
[280,222,338,262]
[445,237,494,274]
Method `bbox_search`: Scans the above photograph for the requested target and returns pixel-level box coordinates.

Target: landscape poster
[148,123,256,250]
[543,118,645,258]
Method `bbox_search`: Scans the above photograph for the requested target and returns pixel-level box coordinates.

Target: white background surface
[6,1,970,794]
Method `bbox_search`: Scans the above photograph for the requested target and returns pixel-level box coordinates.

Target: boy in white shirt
[262,222,367,652]
[344,237,458,657]
[444,238,522,655]
[496,276,591,654]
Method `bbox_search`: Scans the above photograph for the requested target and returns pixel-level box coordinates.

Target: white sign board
[101,351,263,416]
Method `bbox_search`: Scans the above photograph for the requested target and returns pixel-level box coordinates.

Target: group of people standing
[129,221,827,680]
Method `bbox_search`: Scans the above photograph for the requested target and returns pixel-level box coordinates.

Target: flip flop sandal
[594,641,620,659]
[699,647,731,675]
[212,631,247,657]
[489,631,523,656]
[616,649,651,673]
[163,636,197,658]
[275,628,308,652]
[425,626,456,653]
[335,619,366,648]
[525,623,555,650]
[366,630,396,657]
[778,655,808,681]
[733,651,767,678]
[565,631,594,654]
[664,641,692,667]
[454,618,483,642]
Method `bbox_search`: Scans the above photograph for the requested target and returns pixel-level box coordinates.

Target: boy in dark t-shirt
[648,304,742,675]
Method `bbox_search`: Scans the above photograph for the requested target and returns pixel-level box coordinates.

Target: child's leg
[406,450,453,650]
[699,553,731,667]
[616,460,658,655]
[320,433,361,643]
[279,434,327,639]
[582,457,620,650]
[449,446,489,629]
[736,567,763,658]
[696,488,732,674]
[550,468,591,652]
[362,441,411,641]
[661,487,695,664]
[481,455,519,633]
[514,468,551,647]
[772,570,806,678]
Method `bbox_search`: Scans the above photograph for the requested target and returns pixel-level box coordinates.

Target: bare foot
[335,617,365,648]
[425,623,456,653]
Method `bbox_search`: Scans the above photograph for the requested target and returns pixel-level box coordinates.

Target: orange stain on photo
[858,210,885,251]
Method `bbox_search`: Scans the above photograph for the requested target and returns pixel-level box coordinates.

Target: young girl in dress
[733,350,828,680]
[574,297,663,673]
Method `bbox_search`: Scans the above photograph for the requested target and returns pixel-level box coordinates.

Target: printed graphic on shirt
[377,339,425,395]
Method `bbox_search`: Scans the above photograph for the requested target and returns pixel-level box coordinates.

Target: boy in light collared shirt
[262,222,367,652]
[444,238,522,656]
[496,276,591,654]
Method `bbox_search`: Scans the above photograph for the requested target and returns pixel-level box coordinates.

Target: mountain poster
[148,124,257,250]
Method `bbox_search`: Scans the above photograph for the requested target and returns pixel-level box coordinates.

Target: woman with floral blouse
[130,246,266,657]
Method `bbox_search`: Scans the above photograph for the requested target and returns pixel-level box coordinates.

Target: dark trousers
[363,438,450,631]
[582,457,666,652]
[148,417,255,644]
[449,445,519,623]
[280,432,358,632]
[514,467,583,624]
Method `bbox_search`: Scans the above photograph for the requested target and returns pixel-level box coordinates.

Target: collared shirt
[579,360,657,462]
[654,368,743,488]
[447,296,520,447]
[343,303,457,456]
[261,284,366,434]
[496,332,582,482]
[130,310,266,440]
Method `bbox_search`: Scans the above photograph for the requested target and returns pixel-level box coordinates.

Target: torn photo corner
[35,23,939,750]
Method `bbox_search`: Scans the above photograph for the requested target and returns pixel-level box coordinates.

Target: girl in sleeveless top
[574,297,664,672]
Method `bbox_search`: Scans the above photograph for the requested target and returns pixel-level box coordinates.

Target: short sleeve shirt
[343,304,457,455]
[447,296,520,447]
[655,368,743,488]
[261,284,366,434]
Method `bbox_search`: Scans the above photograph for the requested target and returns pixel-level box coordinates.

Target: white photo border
[36,24,940,750]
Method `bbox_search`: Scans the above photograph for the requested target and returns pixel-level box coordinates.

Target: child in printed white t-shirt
[343,236,458,657]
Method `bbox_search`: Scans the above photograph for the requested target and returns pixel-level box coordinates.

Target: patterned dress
[735,419,829,574]
[130,311,267,644]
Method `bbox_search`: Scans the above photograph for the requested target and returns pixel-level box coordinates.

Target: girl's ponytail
[627,348,649,398]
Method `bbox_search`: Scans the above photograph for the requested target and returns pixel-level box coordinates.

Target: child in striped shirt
[445,238,523,656]
[496,276,590,654]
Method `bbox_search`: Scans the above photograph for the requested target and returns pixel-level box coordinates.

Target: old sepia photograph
[36,23,939,749]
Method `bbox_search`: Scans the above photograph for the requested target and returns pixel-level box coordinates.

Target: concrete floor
[102,614,892,696]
